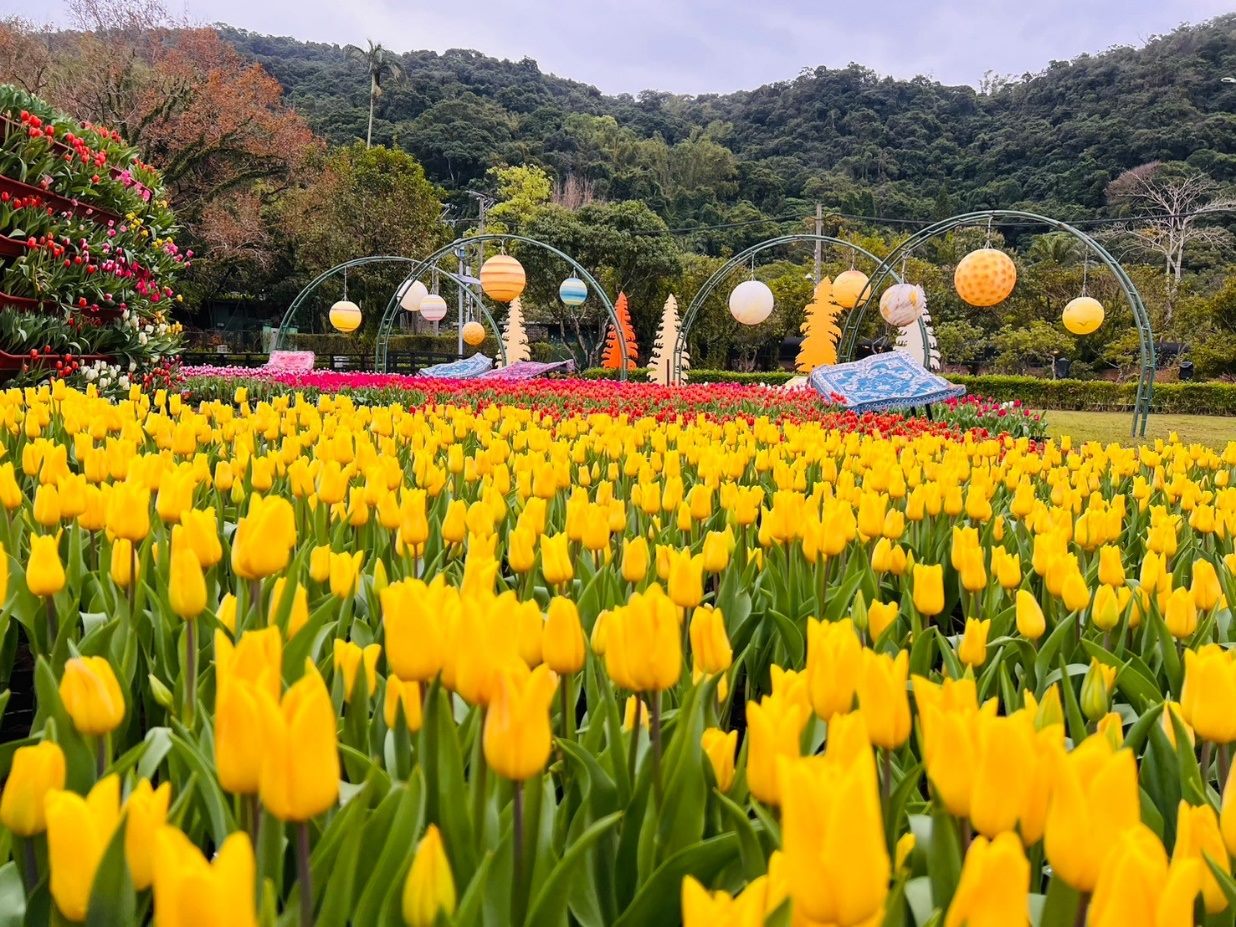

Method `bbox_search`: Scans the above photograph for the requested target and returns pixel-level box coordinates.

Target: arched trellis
[672,234,909,386]
[272,256,507,367]
[837,210,1156,437]
[373,234,627,378]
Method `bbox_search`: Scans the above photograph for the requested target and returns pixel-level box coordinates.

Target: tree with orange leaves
[601,292,639,370]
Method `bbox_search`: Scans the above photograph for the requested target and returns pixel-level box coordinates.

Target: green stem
[95,733,108,778]
[627,697,641,785]
[512,781,524,899]
[184,618,197,727]
[651,690,663,809]
[19,836,37,893]
[44,596,57,649]
[296,820,313,927]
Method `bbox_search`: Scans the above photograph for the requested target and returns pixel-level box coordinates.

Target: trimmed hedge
[581,369,1236,416]
[284,332,563,364]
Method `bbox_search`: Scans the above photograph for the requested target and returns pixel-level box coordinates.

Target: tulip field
[0,375,1234,927]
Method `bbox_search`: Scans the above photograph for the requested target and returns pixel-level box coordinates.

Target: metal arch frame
[272,256,507,367]
[373,233,627,378]
[837,210,1156,437]
[671,234,908,386]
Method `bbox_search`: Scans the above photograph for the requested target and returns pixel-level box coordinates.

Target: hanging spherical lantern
[559,276,588,306]
[831,269,871,309]
[728,280,774,326]
[879,283,927,327]
[329,300,362,333]
[954,248,1018,307]
[398,279,428,313]
[480,255,526,302]
[419,293,448,323]
[462,320,486,346]
[1063,296,1105,335]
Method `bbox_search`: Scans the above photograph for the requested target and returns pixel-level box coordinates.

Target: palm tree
[344,40,404,148]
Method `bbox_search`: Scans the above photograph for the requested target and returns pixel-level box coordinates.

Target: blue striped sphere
[559,277,588,306]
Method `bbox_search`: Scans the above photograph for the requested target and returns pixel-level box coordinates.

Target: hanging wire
[984,215,994,248]
[1081,251,1090,296]
[342,266,348,301]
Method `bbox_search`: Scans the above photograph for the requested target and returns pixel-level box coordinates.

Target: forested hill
[222,16,1236,225]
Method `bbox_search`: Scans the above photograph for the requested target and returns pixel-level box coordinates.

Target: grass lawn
[1043,410,1236,447]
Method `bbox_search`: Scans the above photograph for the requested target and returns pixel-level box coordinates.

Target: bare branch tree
[1105,162,1236,324]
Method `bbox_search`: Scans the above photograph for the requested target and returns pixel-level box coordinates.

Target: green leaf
[168,732,233,846]
[1038,876,1081,927]
[713,791,766,881]
[612,834,738,927]
[85,818,135,927]
[0,862,25,927]
[453,850,494,927]
[523,811,622,927]
[351,775,426,925]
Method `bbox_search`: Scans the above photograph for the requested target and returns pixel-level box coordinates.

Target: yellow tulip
[1013,589,1045,640]
[33,482,60,526]
[701,529,732,573]
[231,495,296,580]
[381,580,446,682]
[621,536,649,583]
[332,639,381,700]
[59,655,125,736]
[1098,545,1126,587]
[543,597,585,674]
[700,727,737,792]
[328,550,365,598]
[215,677,266,795]
[911,563,944,617]
[856,649,911,749]
[508,525,536,574]
[540,533,574,586]
[106,481,150,542]
[943,833,1030,927]
[258,666,340,821]
[1164,587,1197,639]
[993,548,1021,589]
[1044,736,1141,891]
[1080,658,1117,722]
[689,604,732,676]
[384,677,423,731]
[604,585,681,693]
[26,532,65,597]
[1091,583,1122,632]
[680,875,767,927]
[483,664,558,780]
[667,549,704,609]
[152,827,257,927]
[805,618,860,721]
[867,600,899,641]
[168,538,206,620]
[1173,800,1230,913]
[309,544,331,583]
[402,825,456,927]
[1182,645,1236,743]
[969,714,1035,838]
[779,752,888,925]
[0,740,65,835]
[1089,824,1201,927]
[1190,560,1223,612]
[745,696,808,806]
[957,618,990,667]
[45,775,121,921]
[124,779,172,890]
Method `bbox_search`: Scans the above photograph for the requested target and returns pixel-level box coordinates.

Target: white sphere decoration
[419,293,448,323]
[559,276,588,306]
[879,283,928,327]
[728,280,774,326]
[398,279,428,313]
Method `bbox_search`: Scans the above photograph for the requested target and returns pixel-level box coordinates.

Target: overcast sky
[14,0,1236,95]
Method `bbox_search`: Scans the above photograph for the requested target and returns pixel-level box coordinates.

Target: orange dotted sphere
[954,248,1018,307]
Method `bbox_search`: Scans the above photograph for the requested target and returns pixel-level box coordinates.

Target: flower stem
[512,780,524,891]
[651,690,663,809]
[95,733,107,778]
[44,596,57,649]
[18,836,37,893]
[183,618,197,727]
[296,820,313,927]
[627,697,641,785]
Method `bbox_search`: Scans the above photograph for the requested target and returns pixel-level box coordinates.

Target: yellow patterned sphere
[1063,296,1105,335]
[879,283,927,327]
[329,300,362,333]
[462,321,486,346]
[954,248,1017,307]
[480,255,526,303]
[831,269,871,309]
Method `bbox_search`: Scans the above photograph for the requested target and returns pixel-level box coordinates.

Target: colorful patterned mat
[808,351,965,413]
[419,354,494,379]
[478,360,576,381]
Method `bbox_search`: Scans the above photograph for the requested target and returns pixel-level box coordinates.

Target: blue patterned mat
[419,354,494,379]
[808,352,965,413]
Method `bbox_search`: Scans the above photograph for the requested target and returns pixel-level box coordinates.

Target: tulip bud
[27,532,65,597]
[1181,645,1236,744]
[540,533,574,587]
[621,537,648,583]
[151,827,257,926]
[45,776,122,921]
[1164,587,1198,640]
[1191,560,1223,612]
[402,825,456,927]
[483,664,558,781]
[1097,545,1125,588]
[856,649,911,749]
[945,833,1030,925]
[700,727,736,792]
[1080,659,1117,722]
[106,481,151,542]
[867,600,899,641]
[0,740,65,835]
[384,677,423,731]
[60,655,125,735]
[957,618,990,668]
[911,563,944,617]
[543,597,585,675]
[689,605,732,676]
[1015,589,1046,640]
[1173,799,1231,914]
[258,666,340,821]
[805,618,860,721]
[169,535,206,620]
[309,545,331,583]
[124,779,172,890]
[332,640,381,701]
